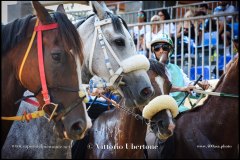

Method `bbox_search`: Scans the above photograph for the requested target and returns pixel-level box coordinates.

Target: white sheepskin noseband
[109,54,150,85]
[142,95,179,120]
[121,54,150,73]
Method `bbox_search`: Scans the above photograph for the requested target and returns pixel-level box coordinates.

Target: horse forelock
[106,12,125,34]
[52,12,83,64]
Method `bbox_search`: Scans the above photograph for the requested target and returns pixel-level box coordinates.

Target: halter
[2,18,88,122]
[88,16,150,86]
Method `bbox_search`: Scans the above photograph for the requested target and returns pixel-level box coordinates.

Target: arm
[170,85,196,93]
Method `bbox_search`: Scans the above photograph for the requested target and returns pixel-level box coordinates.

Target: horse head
[2,1,92,143]
[77,1,154,109]
[143,59,178,141]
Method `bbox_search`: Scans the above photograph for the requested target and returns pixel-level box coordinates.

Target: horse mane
[2,15,34,55]
[149,59,167,78]
[74,12,129,36]
[2,12,83,64]
[74,14,95,29]
[52,12,83,63]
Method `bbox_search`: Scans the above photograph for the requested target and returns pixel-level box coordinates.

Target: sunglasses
[138,13,145,18]
[153,44,171,52]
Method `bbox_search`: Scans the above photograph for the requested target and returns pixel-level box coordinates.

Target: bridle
[2,18,88,122]
[88,15,150,87]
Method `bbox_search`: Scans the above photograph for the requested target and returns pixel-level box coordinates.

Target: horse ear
[100,1,113,14]
[56,4,66,14]
[91,1,105,20]
[32,1,54,24]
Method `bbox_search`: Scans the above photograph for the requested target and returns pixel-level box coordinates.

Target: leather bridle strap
[34,22,58,106]
[19,19,39,83]
[55,97,85,122]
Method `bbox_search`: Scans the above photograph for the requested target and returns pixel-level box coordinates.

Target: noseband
[88,16,150,86]
[16,18,88,122]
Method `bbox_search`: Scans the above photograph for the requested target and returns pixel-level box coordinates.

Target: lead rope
[99,93,147,123]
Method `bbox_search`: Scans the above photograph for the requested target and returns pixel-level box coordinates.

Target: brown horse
[74,59,177,159]
[150,56,239,158]
[1,1,91,149]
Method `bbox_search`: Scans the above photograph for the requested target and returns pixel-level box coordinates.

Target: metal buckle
[42,103,58,122]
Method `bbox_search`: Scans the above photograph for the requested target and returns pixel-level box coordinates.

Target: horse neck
[200,69,238,115]
[2,47,27,116]
[118,108,147,145]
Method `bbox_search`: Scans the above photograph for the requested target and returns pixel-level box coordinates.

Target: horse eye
[114,38,125,46]
[51,52,61,62]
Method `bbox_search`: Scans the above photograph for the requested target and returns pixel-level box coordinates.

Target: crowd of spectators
[131,1,238,59]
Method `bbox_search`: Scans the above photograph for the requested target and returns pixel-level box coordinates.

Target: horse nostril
[168,123,175,133]
[71,122,83,133]
[140,87,153,98]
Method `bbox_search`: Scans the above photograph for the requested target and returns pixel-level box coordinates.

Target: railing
[65,1,238,24]
[66,10,92,23]
[117,1,238,24]
[128,12,239,80]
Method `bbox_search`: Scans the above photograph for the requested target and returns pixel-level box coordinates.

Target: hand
[198,80,211,90]
[91,88,105,96]
[180,85,196,93]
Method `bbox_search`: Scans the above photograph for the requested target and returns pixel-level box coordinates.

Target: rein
[188,88,239,108]
[192,89,239,98]
[98,93,148,123]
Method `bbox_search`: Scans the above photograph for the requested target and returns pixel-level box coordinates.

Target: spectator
[175,10,195,54]
[136,34,147,56]
[130,10,151,57]
[226,35,238,72]
[150,33,210,112]
[132,10,151,46]
[157,9,175,38]
[199,3,210,15]
[213,1,236,23]
[193,10,207,45]
[145,15,161,51]
[177,10,195,39]
[212,1,236,52]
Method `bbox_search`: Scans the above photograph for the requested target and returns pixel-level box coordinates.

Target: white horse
[2,2,154,158]
[77,1,154,109]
